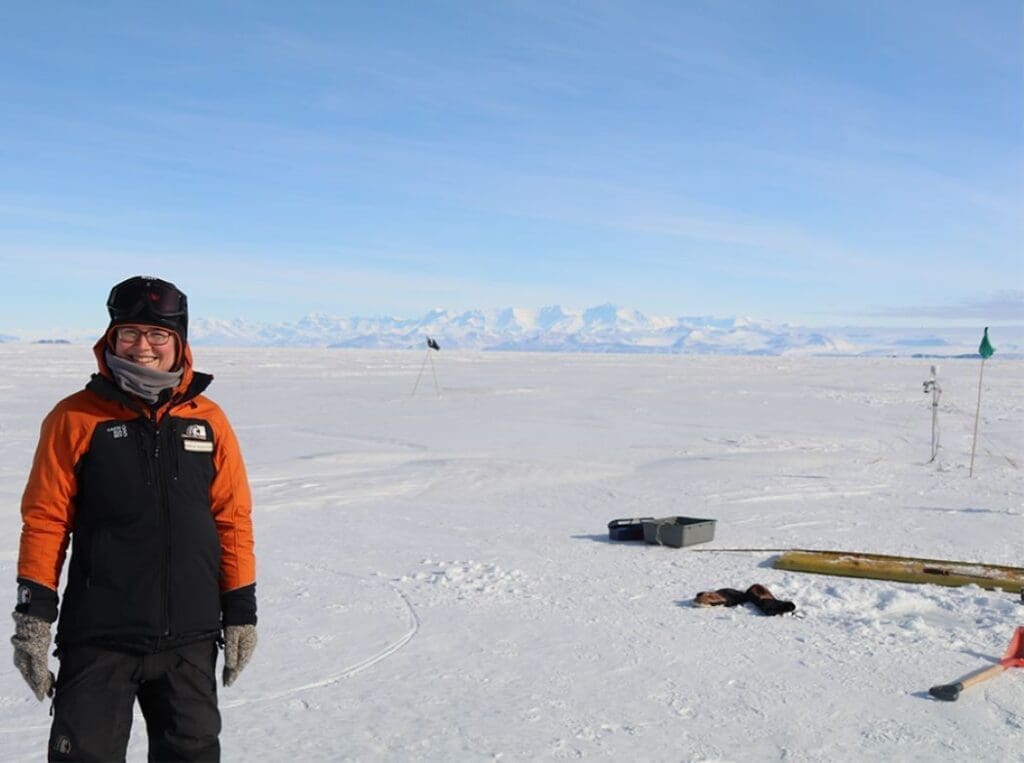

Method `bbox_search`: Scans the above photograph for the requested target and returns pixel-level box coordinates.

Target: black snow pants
[48,639,221,762]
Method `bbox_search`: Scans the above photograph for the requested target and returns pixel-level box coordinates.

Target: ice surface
[0,346,1021,761]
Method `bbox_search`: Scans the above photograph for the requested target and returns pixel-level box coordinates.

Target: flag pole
[428,348,440,396]
[411,336,441,397]
[969,327,995,478]
[411,348,430,396]
[968,358,985,478]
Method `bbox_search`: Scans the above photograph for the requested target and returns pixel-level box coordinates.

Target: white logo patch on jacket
[181,423,213,452]
[107,424,129,440]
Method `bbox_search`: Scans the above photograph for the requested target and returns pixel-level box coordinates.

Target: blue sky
[2,1,1021,332]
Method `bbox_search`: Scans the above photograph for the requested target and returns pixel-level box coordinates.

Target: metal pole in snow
[412,337,442,397]
[923,365,941,463]
[968,358,986,477]
[411,349,430,396]
[427,349,440,395]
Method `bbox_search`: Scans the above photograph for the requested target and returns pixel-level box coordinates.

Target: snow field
[0,345,1021,761]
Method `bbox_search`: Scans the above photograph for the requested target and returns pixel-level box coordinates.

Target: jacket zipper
[170,421,181,481]
[137,427,153,485]
[151,409,172,637]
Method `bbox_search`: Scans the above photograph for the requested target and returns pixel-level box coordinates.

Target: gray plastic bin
[642,516,716,548]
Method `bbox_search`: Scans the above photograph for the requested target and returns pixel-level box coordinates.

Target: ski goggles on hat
[107,277,187,320]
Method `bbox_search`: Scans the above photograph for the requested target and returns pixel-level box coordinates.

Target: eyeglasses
[107,277,187,320]
[115,327,174,346]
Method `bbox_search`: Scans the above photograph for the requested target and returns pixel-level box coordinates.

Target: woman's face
[112,324,178,372]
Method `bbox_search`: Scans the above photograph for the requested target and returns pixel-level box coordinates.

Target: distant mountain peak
[182,304,837,354]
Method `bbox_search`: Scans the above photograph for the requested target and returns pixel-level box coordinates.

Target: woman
[12,276,257,762]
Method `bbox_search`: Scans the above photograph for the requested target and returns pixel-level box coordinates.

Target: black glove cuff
[221,583,257,626]
[15,578,58,623]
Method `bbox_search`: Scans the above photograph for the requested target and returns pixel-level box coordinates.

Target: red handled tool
[929,626,1024,701]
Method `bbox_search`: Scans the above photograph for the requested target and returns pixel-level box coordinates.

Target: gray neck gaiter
[105,351,184,404]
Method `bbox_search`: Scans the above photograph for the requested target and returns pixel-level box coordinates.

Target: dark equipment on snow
[929,626,1024,702]
[607,517,655,541]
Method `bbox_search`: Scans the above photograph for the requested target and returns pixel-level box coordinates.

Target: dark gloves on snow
[222,624,257,687]
[11,611,55,700]
[693,584,796,616]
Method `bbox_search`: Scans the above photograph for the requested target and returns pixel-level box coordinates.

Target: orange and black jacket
[16,338,256,651]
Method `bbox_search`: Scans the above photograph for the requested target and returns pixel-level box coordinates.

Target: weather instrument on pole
[922,365,941,463]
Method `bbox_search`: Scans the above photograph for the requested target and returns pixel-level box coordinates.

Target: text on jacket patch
[181,423,213,452]
[107,424,129,439]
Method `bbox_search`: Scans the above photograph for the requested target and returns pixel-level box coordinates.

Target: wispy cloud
[0,242,572,320]
[868,291,1024,322]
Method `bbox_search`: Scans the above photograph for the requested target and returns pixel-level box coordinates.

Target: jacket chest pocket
[168,419,217,508]
[77,422,159,523]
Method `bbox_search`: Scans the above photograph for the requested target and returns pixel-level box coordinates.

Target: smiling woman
[12,275,259,762]
[101,276,191,395]
[112,325,177,372]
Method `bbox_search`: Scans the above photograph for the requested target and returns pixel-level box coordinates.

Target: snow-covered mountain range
[186,305,1018,357]
[5,304,1019,357]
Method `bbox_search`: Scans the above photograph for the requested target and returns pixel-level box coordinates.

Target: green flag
[979,327,995,359]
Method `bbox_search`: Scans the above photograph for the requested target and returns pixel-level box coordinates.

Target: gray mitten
[11,611,55,701]
[222,624,257,687]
